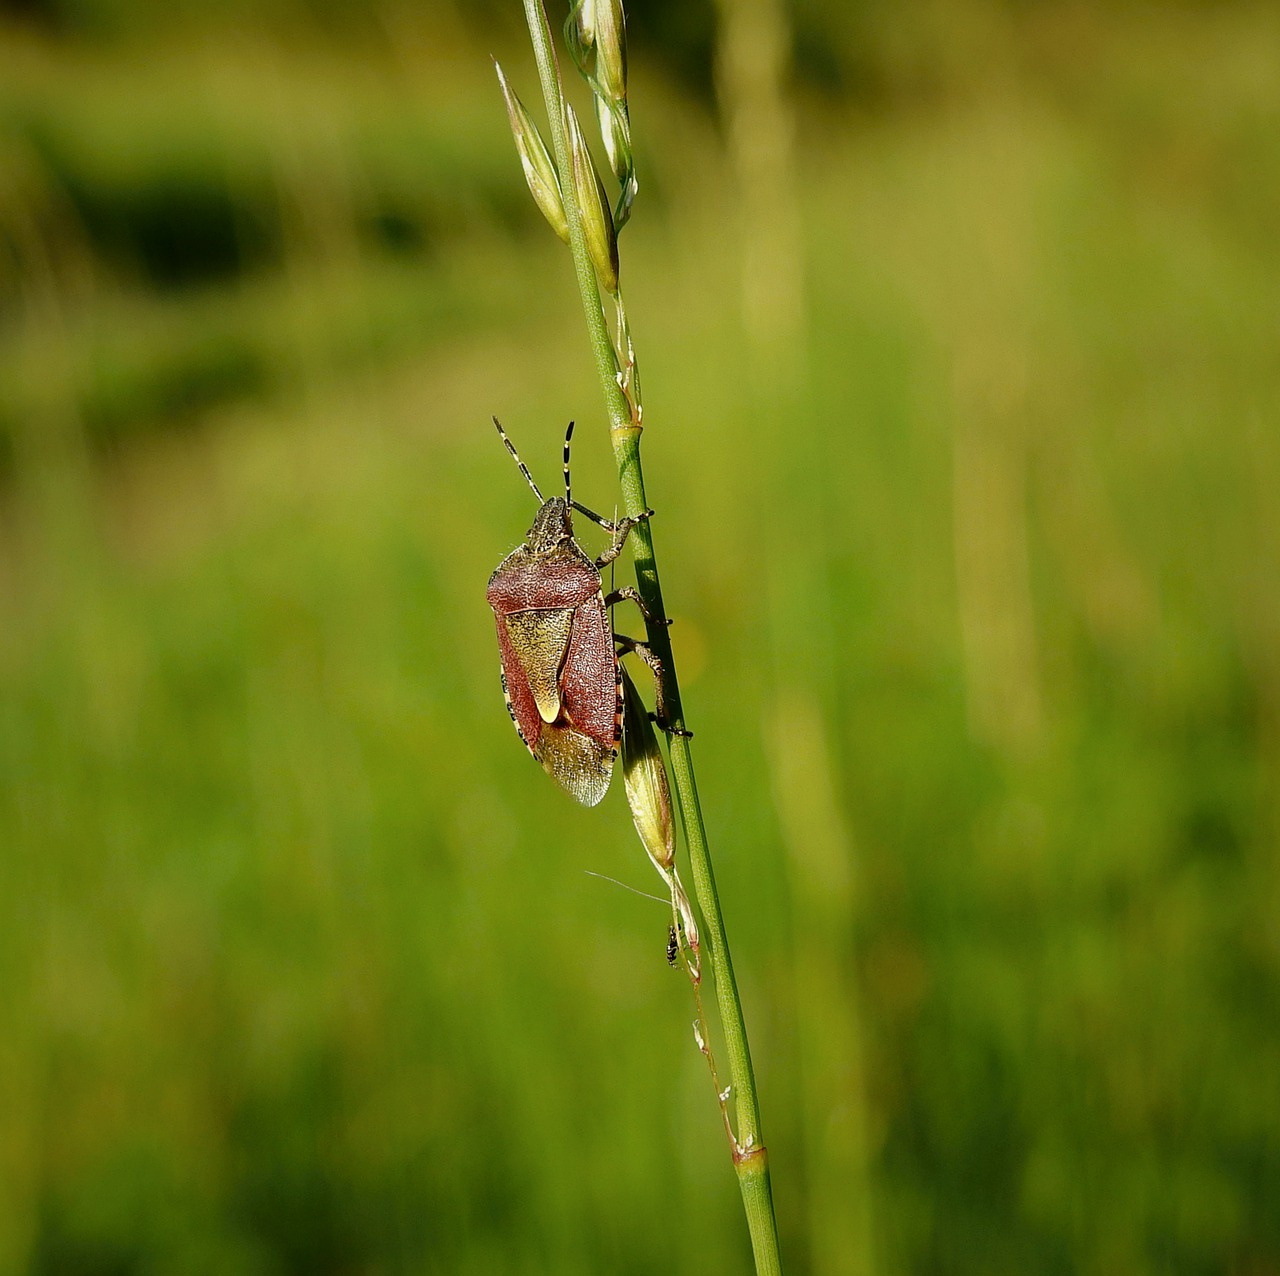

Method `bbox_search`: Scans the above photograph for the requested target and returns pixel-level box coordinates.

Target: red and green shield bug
[486,417,673,806]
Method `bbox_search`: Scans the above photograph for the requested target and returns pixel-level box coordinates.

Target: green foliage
[1,3,1278,1273]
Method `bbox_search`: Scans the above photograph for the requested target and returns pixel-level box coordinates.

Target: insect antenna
[563,420,575,507]
[492,416,544,503]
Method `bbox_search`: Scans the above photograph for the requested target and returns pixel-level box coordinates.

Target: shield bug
[486,417,673,806]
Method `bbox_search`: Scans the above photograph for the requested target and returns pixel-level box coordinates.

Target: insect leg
[604,586,672,627]
[594,511,655,568]
[572,500,653,533]
[614,635,693,737]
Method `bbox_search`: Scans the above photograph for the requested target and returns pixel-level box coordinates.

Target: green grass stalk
[518,2,783,1271]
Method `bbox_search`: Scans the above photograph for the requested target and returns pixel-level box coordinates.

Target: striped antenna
[563,421,575,507]
[492,416,544,503]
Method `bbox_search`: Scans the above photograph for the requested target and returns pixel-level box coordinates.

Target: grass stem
[519,2,783,1270]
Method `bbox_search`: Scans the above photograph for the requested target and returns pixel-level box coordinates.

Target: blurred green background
[2,0,1278,1271]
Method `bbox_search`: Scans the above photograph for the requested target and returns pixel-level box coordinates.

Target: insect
[666,924,680,967]
[486,417,674,806]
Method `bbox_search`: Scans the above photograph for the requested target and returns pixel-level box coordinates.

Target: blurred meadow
[2,0,1279,1271]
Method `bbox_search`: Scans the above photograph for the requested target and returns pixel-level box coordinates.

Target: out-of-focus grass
[1,4,1278,1274]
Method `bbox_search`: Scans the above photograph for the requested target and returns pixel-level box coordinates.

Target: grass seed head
[620,665,674,871]
[573,0,597,49]
[595,94,632,189]
[592,0,627,106]
[495,60,569,244]
[566,104,620,294]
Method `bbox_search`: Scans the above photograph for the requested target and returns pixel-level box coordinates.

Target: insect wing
[534,723,614,807]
